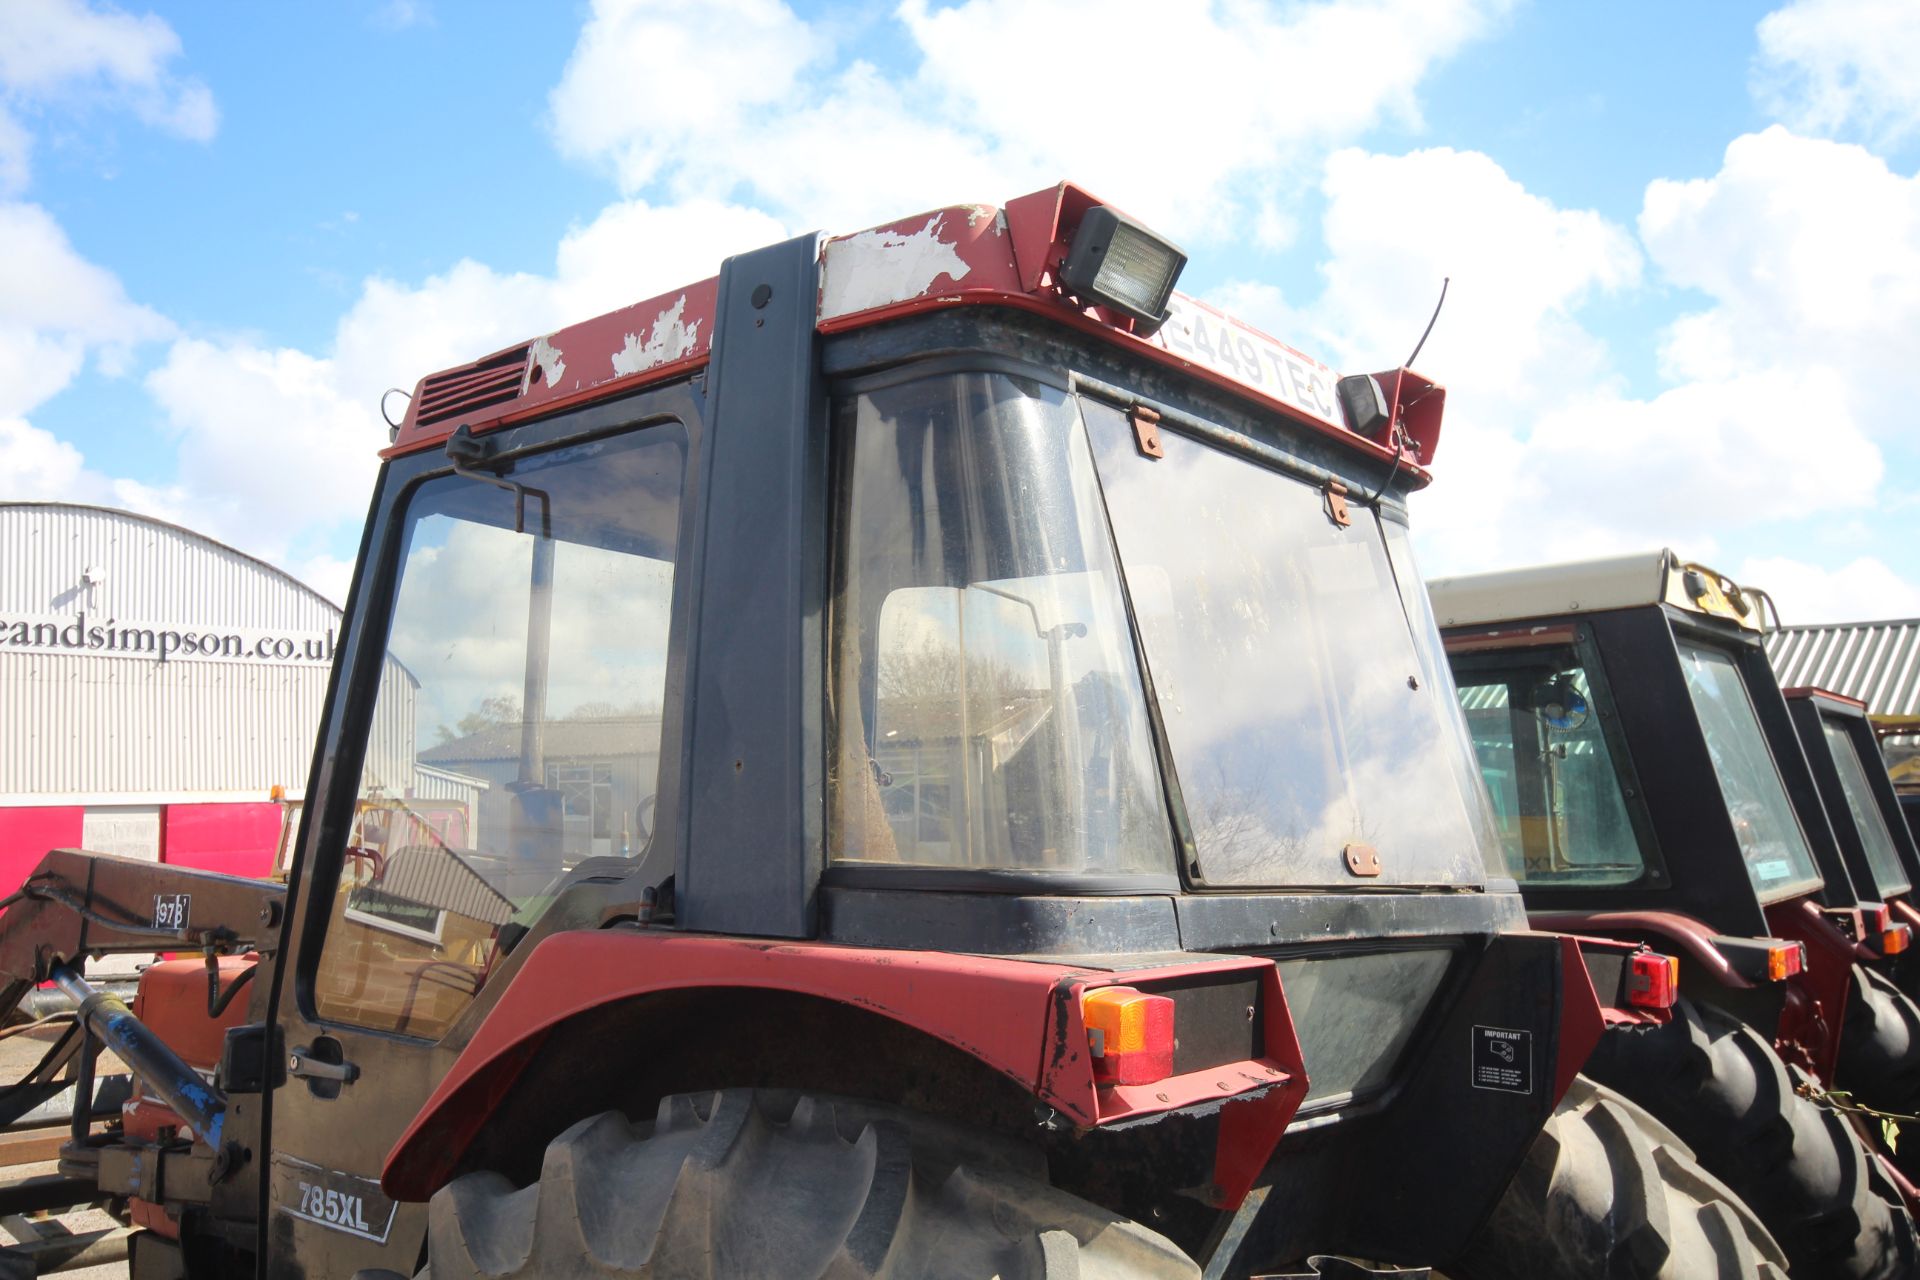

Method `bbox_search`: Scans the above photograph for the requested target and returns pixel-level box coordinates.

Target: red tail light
[1083,987,1176,1086]
[1626,951,1679,1009]
[1767,942,1806,980]
[1872,904,1893,933]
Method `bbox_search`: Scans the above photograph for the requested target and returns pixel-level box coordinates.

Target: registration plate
[272,1155,398,1244]
[1154,296,1343,428]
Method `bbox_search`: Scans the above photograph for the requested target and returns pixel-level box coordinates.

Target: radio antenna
[1406,277,1450,367]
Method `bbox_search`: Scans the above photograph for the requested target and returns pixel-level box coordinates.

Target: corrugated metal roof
[1765,619,1920,718]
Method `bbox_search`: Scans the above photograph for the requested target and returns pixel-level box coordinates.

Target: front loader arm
[0,847,285,1010]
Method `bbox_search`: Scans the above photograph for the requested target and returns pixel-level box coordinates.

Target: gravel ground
[2,1019,129,1278]
[0,1158,127,1279]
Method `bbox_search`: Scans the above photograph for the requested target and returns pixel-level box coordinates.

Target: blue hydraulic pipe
[50,962,226,1148]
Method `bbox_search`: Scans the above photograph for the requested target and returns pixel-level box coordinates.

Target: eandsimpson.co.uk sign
[0,612,337,665]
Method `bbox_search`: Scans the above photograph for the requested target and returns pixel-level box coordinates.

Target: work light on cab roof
[1057,204,1187,336]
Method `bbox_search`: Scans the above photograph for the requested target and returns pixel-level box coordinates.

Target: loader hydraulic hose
[50,963,227,1148]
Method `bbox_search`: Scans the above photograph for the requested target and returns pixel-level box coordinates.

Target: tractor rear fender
[1530,908,1781,989]
[380,928,1309,1208]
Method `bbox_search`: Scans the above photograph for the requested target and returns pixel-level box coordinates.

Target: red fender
[380,930,1306,1209]
[1528,909,1753,990]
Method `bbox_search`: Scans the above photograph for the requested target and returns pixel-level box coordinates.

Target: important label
[1470,1025,1534,1094]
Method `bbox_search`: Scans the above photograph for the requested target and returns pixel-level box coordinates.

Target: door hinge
[1324,480,1351,528]
[1131,405,1164,459]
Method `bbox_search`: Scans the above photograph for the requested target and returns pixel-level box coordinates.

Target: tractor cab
[1781,687,1920,981]
[0,187,1707,1280]
[1431,552,1920,1238]
[1430,551,1882,1068]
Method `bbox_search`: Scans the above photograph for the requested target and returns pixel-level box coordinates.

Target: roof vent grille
[415,345,531,428]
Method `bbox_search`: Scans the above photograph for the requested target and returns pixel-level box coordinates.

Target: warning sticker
[1470,1025,1533,1094]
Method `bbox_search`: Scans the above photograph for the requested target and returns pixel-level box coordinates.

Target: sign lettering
[0,612,335,666]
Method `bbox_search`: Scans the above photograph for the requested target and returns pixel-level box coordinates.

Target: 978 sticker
[152,893,190,931]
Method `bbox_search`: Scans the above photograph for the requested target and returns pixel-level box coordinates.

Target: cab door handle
[288,1049,358,1083]
[288,1037,360,1097]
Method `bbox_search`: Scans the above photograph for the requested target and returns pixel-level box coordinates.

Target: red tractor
[1432,550,1920,1278]
[0,187,1773,1279]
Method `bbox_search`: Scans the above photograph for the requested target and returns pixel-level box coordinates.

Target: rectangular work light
[1059,206,1187,336]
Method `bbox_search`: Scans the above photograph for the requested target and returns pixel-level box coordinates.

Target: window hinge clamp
[1131,405,1164,459]
[1324,480,1352,528]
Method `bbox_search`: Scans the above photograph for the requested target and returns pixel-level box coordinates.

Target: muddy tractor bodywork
[0,186,1658,1280]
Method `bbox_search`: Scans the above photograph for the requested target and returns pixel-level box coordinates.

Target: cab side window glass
[312,425,686,1038]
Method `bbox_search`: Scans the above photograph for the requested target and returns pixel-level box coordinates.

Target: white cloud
[549,0,826,192]
[1754,0,1920,146]
[1214,142,1908,625]
[547,0,1510,239]
[0,0,218,184]
[550,197,787,322]
[292,554,355,608]
[1305,146,1640,420]
[0,415,179,516]
[1640,126,1920,436]
[143,340,380,567]
[1738,554,1920,625]
[0,416,93,496]
[1211,146,1643,572]
[126,195,785,581]
[0,107,28,195]
[0,200,171,421]
[1502,369,1881,565]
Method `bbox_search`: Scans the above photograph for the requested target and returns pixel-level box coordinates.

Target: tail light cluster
[1863,904,1910,956]
[1083,986,1176,1086]
[1625,950,1680,1009]
[1768,940,1807,980]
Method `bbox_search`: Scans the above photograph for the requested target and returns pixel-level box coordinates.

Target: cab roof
[1428,549,1766,632]
[386,183,1444,484]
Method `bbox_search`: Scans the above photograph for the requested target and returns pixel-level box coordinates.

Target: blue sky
[4,0,1919,621]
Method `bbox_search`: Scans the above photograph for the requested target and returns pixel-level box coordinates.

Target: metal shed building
[0,502,345,890]
[1766,617,1920,779]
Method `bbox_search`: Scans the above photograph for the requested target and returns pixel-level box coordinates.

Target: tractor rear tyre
[422,1089,1201,1279]
[1455,1075,1789,1280]
[1836,962,1920,1186]
[1580,994,1917,1278]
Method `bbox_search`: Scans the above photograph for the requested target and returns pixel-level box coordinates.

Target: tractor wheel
[421,1089,1200,1279]
[1454,1076,1789,1280]
[1580,995,1918,1278]
[1835,962,1920,1185]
